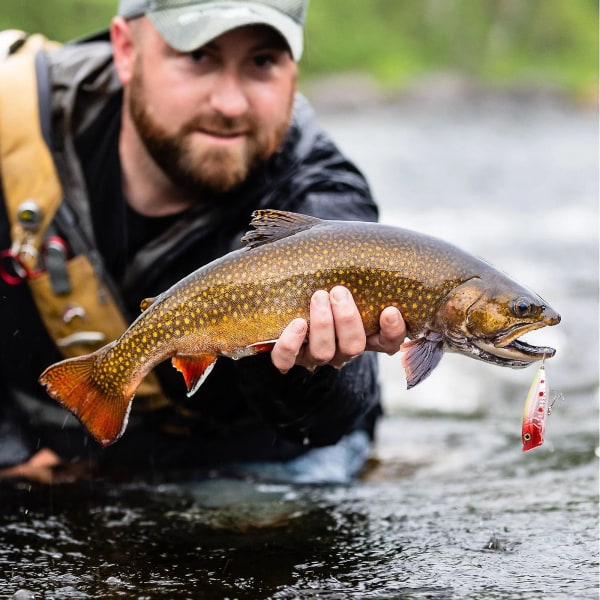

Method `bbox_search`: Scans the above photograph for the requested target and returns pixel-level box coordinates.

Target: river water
[1,96,598,599]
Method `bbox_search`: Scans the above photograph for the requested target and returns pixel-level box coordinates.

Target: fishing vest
[0,31,167,410]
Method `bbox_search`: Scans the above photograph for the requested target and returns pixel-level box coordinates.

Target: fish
[39,209,561,446]
[522,359,554,452]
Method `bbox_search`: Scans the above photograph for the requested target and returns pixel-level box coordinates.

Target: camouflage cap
[117,0,308,60]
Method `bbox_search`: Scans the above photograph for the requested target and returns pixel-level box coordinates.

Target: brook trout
[40,210,560,445]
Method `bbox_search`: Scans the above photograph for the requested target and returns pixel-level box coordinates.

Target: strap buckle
[0,247,34,284]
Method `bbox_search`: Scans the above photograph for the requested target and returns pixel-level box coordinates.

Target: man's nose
[209,71,249,117]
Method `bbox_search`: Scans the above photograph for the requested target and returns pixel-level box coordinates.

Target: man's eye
[190,49,206,62]
[253,54,275,68]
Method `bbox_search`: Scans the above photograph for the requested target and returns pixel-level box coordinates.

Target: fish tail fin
[39,344,133,447]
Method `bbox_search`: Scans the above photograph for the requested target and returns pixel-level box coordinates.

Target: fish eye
[523,432,531,441]
[511,296,534,318]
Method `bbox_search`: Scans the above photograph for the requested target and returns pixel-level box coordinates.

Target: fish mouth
[471,321,557,367]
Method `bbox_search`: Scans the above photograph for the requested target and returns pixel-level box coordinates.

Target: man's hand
[0,448,95,484]
[271,286,407,373]
[0,448,61,484]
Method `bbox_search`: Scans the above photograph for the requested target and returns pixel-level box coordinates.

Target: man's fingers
[329,286,367,364]
[365,306,406,355]
[305,290,336,364]
[271,292,406,374]
[271,318,308,373]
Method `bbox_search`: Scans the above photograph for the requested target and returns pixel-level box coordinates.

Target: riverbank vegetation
[1,0,597,98]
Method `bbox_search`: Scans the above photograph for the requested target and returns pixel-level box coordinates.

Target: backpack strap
[0,49,61,274]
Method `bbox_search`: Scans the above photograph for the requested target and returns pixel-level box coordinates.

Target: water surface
[1,96,598,599]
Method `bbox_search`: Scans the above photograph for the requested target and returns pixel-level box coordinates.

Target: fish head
[437,276,560,368]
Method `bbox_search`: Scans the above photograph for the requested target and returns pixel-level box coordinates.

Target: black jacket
[0,40,381,469]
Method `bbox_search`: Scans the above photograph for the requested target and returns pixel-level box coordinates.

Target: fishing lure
[522,359,550,452]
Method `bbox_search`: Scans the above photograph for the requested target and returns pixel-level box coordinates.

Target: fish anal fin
[39,343,134,447]
[172,354,217,397]
[400,332,445,389]
[248,339,278,354]
[223,340,278,360]
[140,297,156,312]
[241,210,323,249]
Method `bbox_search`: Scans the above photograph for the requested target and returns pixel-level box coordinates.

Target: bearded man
[0,0,405,482]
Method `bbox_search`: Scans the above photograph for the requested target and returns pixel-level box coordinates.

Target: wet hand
[0,448,61,484]
[0,448,95,484]
[271,286,407,373]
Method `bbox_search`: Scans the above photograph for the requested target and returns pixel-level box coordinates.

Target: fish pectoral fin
[400,332,445,389]
[140,297,156,312]
[171,354,217,397]
[241,210,323,249]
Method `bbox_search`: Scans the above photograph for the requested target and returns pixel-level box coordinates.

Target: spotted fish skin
[39,210,560,445]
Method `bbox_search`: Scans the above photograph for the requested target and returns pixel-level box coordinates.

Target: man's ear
[111,16,136,85]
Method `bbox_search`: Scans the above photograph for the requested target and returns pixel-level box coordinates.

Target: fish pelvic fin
[172,354,218,397]
[241,210,323,249]
[39,344,134,447]
[401,332,445,389]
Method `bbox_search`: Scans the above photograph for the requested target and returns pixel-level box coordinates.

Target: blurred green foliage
[0,0,114,41]
[1,0,597,95]
[304,0,598,96]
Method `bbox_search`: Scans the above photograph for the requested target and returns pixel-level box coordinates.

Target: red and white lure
[522,359,554,452]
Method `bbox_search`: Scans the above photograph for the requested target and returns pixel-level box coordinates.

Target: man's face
[125,22,297,196]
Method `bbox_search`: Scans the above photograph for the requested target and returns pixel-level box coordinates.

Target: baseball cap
[117,0,308,60]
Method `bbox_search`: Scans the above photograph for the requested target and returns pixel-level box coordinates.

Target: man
[0,0,406,482]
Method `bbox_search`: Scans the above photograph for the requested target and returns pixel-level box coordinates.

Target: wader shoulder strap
[0,48,169,411]
[0,50,61,271]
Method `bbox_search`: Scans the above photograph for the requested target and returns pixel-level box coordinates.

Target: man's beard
[128,67,293,197]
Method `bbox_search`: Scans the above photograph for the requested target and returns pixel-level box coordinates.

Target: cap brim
[147,2,303,60]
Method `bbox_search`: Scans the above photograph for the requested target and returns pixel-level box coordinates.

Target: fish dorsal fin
[140,297,155,312]
[241,210,323,249]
